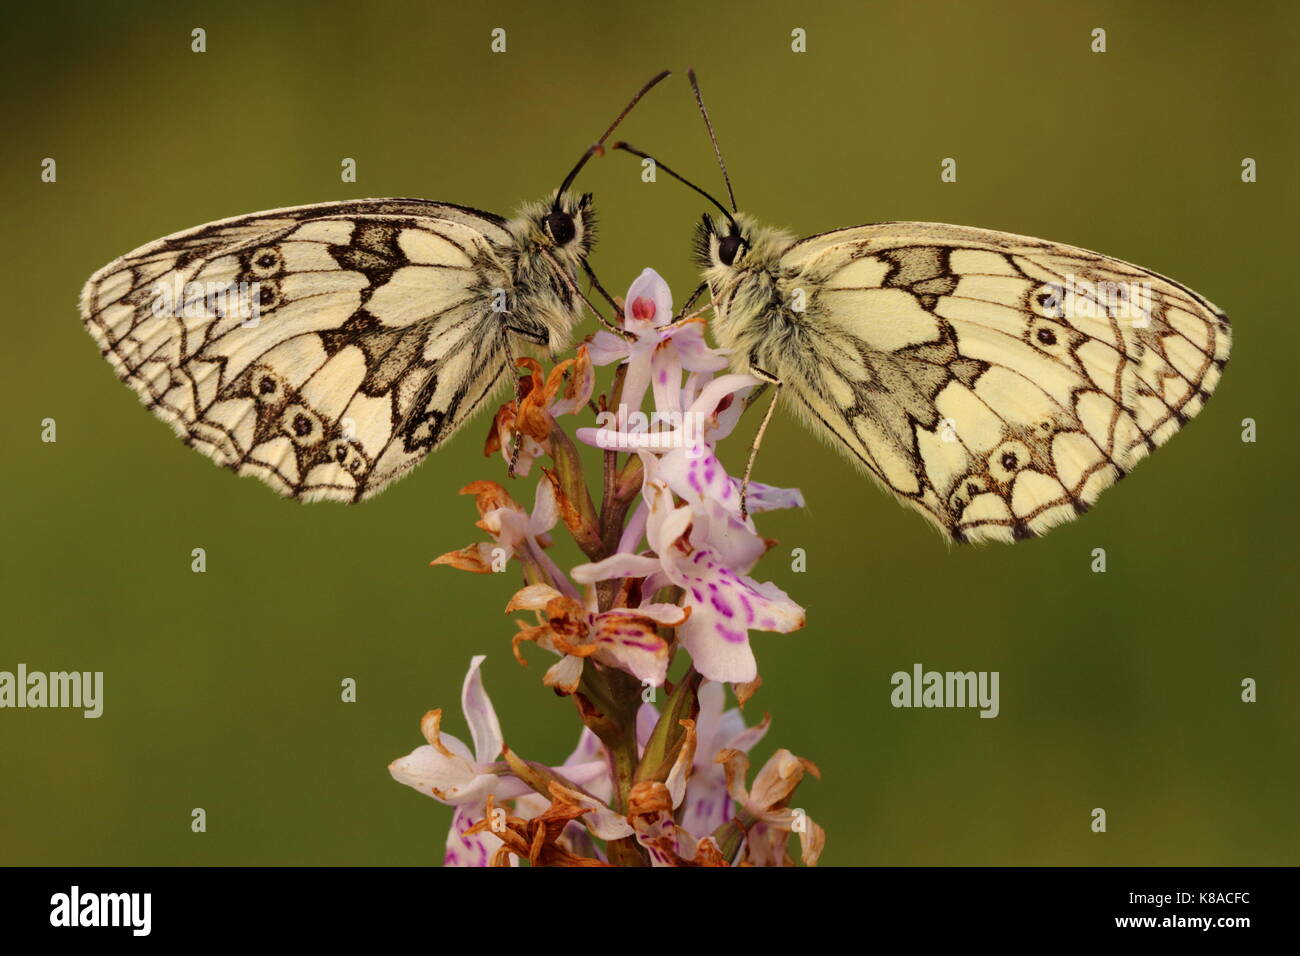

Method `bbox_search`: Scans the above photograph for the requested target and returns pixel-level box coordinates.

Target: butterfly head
[514,191,596,267]
[695,212,792,279]
[694,211,751,271]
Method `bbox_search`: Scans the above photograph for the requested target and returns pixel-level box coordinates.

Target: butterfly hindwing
[81,200,524,502]
[761,222,1230,543]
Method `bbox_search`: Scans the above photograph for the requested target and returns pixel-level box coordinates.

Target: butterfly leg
[582,260,622,315]
[739,364,783,520]
[498,317,540,479]
[568,259,632,338]
[674,282,708,321]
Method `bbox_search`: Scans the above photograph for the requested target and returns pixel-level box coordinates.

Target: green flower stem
[576,664,649,866]
[559,358,656,866]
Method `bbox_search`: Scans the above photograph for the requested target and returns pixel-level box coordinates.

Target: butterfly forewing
[738,222,1230,543]
[81,199,528,502]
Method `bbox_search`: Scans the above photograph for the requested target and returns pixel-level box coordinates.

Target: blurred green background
[2,0,1296,866]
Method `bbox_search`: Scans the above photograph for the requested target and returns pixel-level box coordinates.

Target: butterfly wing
[769,222,1230,543]
[81,199,523,502]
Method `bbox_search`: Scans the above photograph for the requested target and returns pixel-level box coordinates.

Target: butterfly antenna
[610,142,739,234]
[688,68,737,212]
[553,70,672,207]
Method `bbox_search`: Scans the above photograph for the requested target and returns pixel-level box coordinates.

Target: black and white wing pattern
[81,200,526,502]
[771,222,1231,543]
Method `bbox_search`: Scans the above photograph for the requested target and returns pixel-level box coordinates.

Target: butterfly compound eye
[717,233,743,266]
[543,211,577,245]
